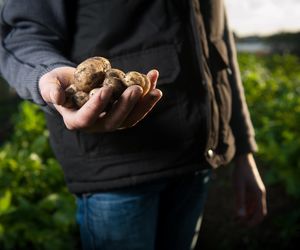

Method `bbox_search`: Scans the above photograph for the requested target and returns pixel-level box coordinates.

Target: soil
[195,164,300,250]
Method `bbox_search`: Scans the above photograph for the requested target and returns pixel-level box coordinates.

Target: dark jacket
[0,0,257,194]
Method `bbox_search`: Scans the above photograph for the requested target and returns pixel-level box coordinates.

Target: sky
[225,0,300,37]
[0,0,298,37]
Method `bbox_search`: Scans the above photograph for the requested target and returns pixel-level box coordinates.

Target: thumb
[39,77,65,105]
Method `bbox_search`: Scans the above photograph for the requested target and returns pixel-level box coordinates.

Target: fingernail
[149,89,163,99]
[148,70,155,77]
[148,69,158,78]
[131,85,143,98]
[100,85,112,100]
[89,88,100,98]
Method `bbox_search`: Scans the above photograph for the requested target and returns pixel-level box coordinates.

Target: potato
[63,57,150,109]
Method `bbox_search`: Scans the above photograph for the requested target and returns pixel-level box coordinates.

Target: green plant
[239,53,300,241]
[1,53,299,249]
[0,101,78,250]
[239,53,300,197]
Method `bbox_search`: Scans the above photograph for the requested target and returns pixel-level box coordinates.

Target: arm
[0,0,162,131]
[223,11,267,226]
[233,153,267,226]
[0,0,75,108]
[223,14,257,155]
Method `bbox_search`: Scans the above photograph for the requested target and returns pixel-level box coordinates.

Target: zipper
[188,0,216,163]
[188,0,207,87]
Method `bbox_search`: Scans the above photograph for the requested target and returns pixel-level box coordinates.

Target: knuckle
[85,102,99,112]
[132,85,143,95]
[64,121,75,130]
[124,86,142,100]
[103,122,114,132]
[40,87,47,97]
[76,119,89,129]
[71,114,90,129]
[119,104,129,114]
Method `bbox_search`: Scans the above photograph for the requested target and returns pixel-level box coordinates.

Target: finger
[235,185,247,221]
[247,206,264,227]
[39,67,76,105]
[54,67,76,88]
[55,86,113,130]
[122,88,162,127]
[247,191,267,227]
[262,191,268,216]
[147,69,159,90]
[91,85,143,132]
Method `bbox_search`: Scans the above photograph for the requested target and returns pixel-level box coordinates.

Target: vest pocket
[78,44,185,156]
[210,39,229,72]
[109,44,180,86]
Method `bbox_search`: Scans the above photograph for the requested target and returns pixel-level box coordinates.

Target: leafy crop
[0,53,299,249]
[0,102,78,250]
[239,53,300,197]
[239,53,300,242]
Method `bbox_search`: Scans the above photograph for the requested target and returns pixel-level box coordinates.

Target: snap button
[227,68,232,75]
[207,149,214,158]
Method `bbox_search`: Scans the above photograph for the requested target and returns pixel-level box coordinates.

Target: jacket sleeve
[223,13,258,155]
[0,0,75,110]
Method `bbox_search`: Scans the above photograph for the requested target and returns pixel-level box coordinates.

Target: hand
[233,153,267,227]
[39,66,162,132]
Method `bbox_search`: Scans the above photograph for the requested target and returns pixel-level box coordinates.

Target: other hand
[233,153,267,227]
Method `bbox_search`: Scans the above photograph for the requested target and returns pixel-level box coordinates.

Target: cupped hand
[233,153,267,227]
[39,66,162,132]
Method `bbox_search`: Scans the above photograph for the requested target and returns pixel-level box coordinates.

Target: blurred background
[0,0,299,249]
[198,0,300,249]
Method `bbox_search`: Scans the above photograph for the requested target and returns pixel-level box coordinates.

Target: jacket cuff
[234,135,258,156]
[30,62,76,114]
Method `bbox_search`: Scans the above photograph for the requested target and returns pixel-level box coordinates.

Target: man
[0,0,267,249]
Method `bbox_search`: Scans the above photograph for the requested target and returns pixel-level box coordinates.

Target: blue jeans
[76,169,211,250]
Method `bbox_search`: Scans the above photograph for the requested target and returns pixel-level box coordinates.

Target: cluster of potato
[64,57,151,108]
